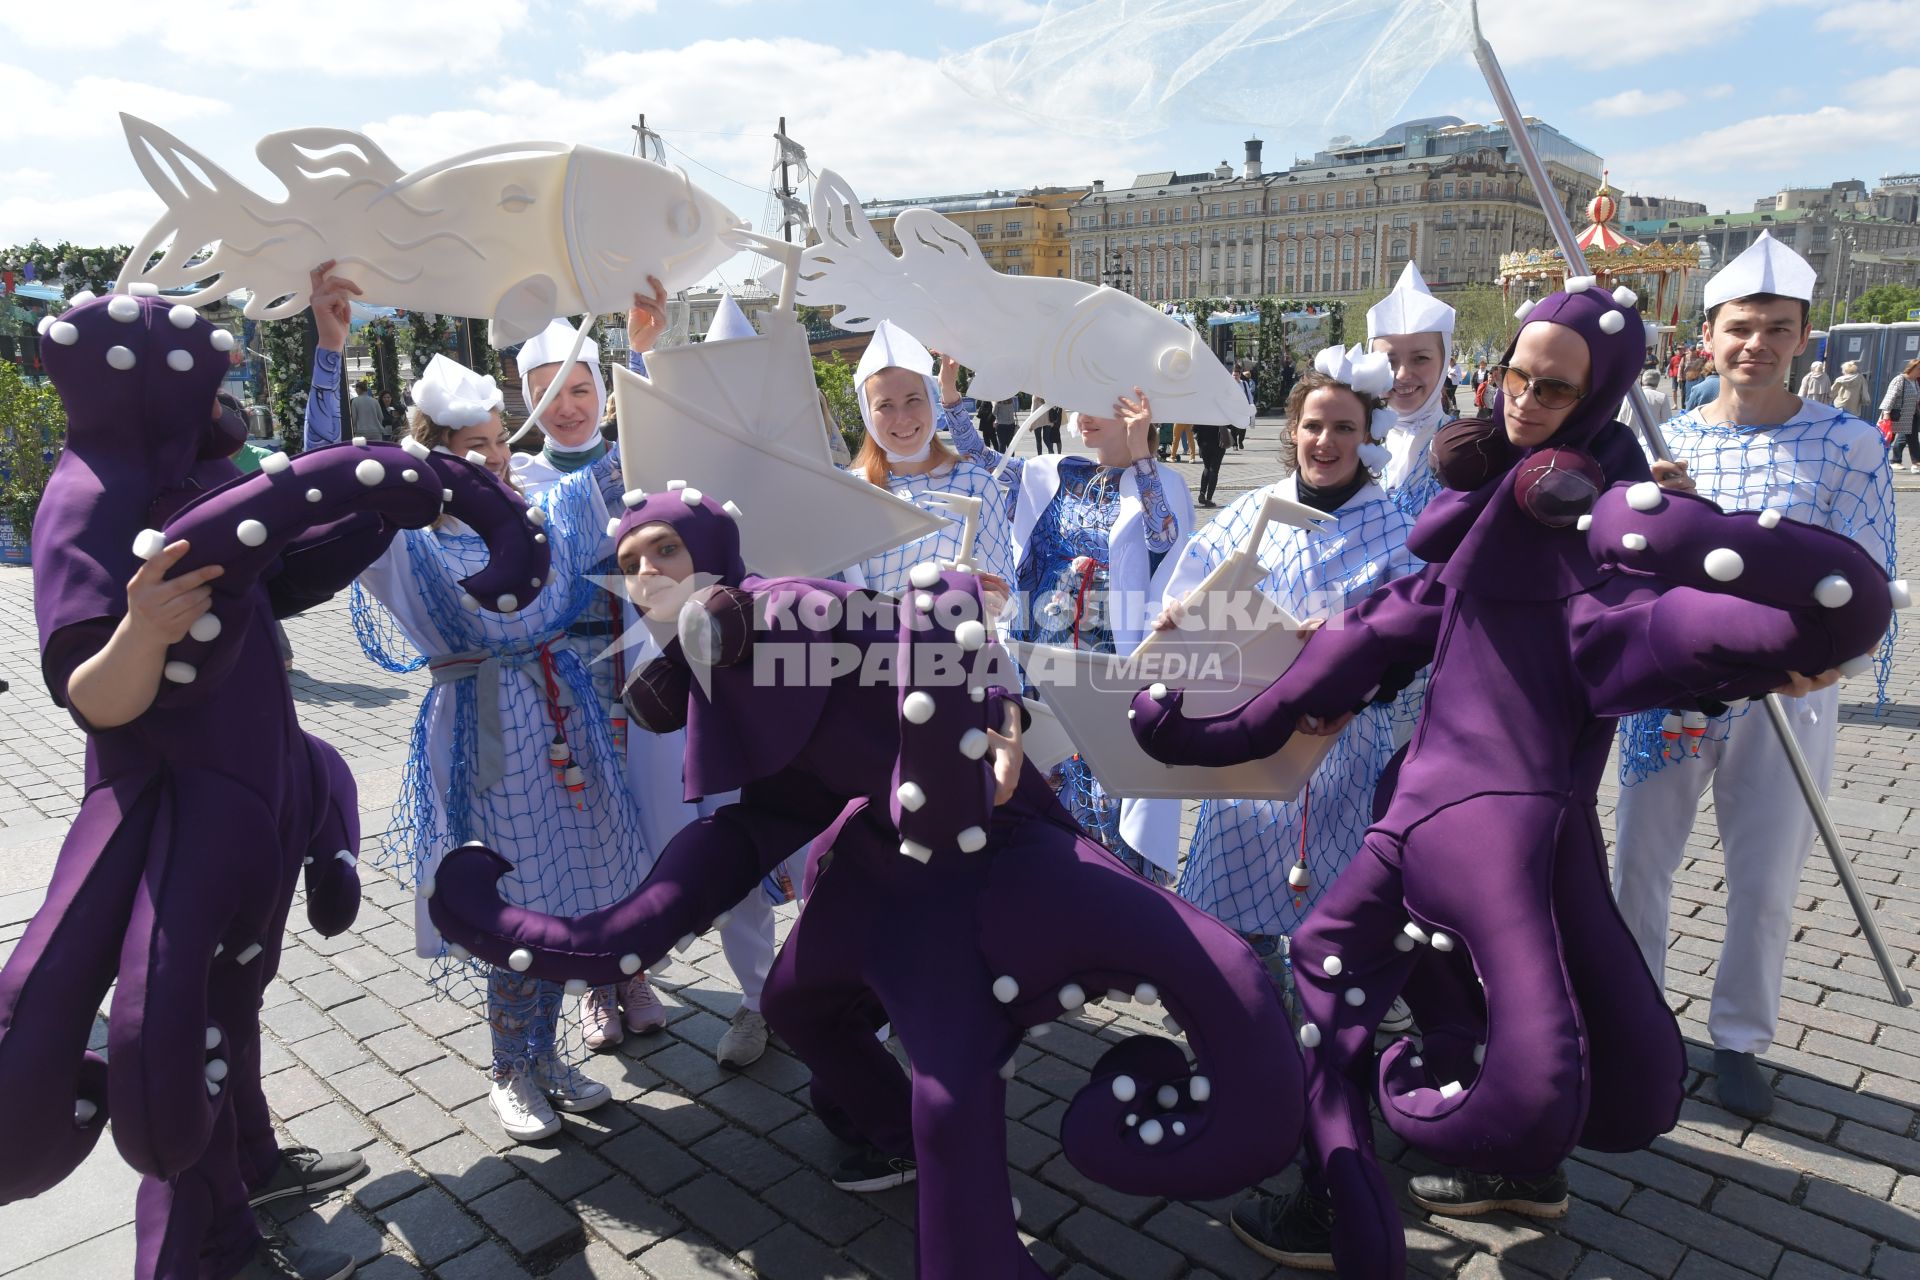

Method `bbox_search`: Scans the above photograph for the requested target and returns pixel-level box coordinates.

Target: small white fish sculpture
[790,170,1252,428]
[112,115,747,346]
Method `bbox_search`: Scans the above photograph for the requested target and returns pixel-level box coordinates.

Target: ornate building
[861,187,1090,279]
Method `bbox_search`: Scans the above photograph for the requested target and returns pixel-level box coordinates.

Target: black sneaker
[1712,1048,1775,1119]
[1228,1188,1335,1270]
[830,1146,917,1192]
[233,1239,355,1280]
[1409,1166,1568,1219]
[247,1147,368,1206]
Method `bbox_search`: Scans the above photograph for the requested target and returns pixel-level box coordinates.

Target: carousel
[1499,174,1701,349]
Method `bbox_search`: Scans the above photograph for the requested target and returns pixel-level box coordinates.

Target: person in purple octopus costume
[427,487,1303,1280]
[1129,284,1895,1276]
[0,290,548,1280]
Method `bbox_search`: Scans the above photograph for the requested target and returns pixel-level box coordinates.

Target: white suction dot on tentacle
[36,315,52,336]
[993,975,1020,1003]
[1323,955,1344,978]
[401,469,418,483]
[129,282,159,297]
[461,593,480,611]
[1702,547,1744,582]
[1576,514,1593,532]
[1058,983,1086,1011]
[1430,931,1454,952]
[448,943,471,962]
[168,303,197,329]
[1598,310,1626,335]
[1612,285,1639,307]
[214,943,224,957]
[1513,299,1536,322]
[1474,1043,1487,1065]
[234,942,262,965]
[1149,682,1169,701]
[163,660,197,684]
[495,594,518,611]
[402,436,432,461]
[1126,709,1135,720]
[336,849,354,865]
[674,933,696,953]
[722,500,743,519]
[1299,1023,1322,1048]
[1625,481,1663,512]
[896,781,927,812]
[74,1099,97,1127]
[205,1026,222,1051]
[1565,274,1596,293]
[236,519,268,548]
[1621,533,1648,552]
[1189,1076,1210,1102]
[912,592,935,612]
[1838,652,1874,679]
[1410,1055,1423,1068]
[899,839,932,864]
[442,489,454,503]
[1029,1023,1051,1038]
[667,479,688,491]
[1394,932,1415,952]
[534,532,546,544]
[1403,921,1429,946]
[508,948,533,973]
[956,825,987,853]
[970,685,987,703]
[1161,1014,1182,1036]
[105,345,136,371]
[959,728,989,760]
[132,528,168,560]
[1125,1113,1138,1127]
[1138,1118,1164,1146]
[189,613,222,643]
[464,449,487,466]
[902,691,937,724]
[48,320,78,346]
[1758,508,1782,529]
[1890,579,1913,610]
[306,488,323,503]
[619,953,642,975]
[955,619,987,651]
[69,290,96,305]
[166,349,194,372]
[1111,1074,1137,1103]
[909,561,941,590]
[1343,987,1366,1007]
[209,329,234,352]
[1156,1083,1180,1109]
[204,1059,228,1084]
[1440,1080,1465,1099]
[1012,1196,1022,1219]
[1134,982,1159,1005]
[564,978,589,997]
[355,458,386,487]
[259,450,290,475]
[680,486,704,506]
[107,294,140,322]
[605,517,622,538]
[1814,574,1853,608]
[1172,1120,1187,1137]
[622,488,647,507]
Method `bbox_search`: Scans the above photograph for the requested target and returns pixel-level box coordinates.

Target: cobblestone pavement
[4,416,1920,1278]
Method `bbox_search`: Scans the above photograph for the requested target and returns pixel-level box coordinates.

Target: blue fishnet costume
[1171,481,1422,938]
[851,456,1018,595]
[1618,403,1897,784]
[1388,464,1444,525]
[352,454,650,1076]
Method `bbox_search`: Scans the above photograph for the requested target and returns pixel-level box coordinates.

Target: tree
[0,358,68,542]
[1815,283,1920,327]
[813,351,864,458]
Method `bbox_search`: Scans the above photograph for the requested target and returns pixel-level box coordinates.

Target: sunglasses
[1489,364,1586,411]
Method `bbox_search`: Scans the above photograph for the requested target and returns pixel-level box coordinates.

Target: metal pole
[777,116,793,246]
[1470,3,1911,1006]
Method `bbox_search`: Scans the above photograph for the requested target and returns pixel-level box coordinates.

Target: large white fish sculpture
[787,170,1253,427]
[112,115,746,346]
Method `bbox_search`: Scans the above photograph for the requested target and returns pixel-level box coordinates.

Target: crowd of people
[3,223,1899,1280]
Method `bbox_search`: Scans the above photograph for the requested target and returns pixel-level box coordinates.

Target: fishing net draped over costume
[938,0,1475,142]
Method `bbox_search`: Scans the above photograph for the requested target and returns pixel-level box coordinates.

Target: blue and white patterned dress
[1167,476,1421,938]
[847,454,1018,597]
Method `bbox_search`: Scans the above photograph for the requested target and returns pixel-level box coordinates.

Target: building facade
[1065,116,1604,303]
[1625,207,1920,316]
[861,187,1089,279]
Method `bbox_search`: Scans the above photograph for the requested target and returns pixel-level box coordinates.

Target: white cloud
[1479,0,1805,67]
[0,0,530,74]
[935,0,1046,21]
[1701,84,1736,99]
[1819,1,1920,49]
[2,65,226,141]
[0,179,163,246]
[1589,88,1689,118]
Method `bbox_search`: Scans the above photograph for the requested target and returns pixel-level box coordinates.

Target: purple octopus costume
[1130,287,1894,1276]
[0,291,547,1279]
[428,489,1303,1279]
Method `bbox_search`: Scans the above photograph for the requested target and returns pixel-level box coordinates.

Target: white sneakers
[620,975,669,1034]
[489,1056,612,1141]
[716,1006,769,1069]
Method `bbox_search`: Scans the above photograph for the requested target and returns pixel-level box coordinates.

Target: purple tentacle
[890,568,995,861]
[300,734,362,938]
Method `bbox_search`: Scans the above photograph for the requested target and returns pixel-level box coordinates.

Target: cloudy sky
[4,0,1913,283]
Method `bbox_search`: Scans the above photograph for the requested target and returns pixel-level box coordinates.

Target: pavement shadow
[291,676,412,707]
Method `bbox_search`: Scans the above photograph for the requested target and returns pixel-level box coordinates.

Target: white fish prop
[112,115,747,346]
[787,170,1252,428]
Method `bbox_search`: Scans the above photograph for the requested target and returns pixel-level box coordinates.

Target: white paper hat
[511,317,606,430]
[411,354,503,429]
[1366,262,1456,345]
[1705,231,1816,310]
[854,319,940,434]
[705,295,757,343]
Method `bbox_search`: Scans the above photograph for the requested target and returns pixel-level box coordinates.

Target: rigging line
[662,140,775,195]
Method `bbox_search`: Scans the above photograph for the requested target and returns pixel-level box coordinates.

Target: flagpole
[1469,1,1910,1007]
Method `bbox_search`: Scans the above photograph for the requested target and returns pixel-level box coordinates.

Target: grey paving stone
[600,1123,704,1196]
[632,1231,754,1279]
[371,1092,461,1152]
[633,1092,727,1145]
[355,1257,425,1280]
[505,1136,614,1202]
[1140,1203,1270,1280]
[415,1132,519,1203]
[331,992,406,1040]
[378,1186,485,1267]
[664,1172,782,1254]
[436,1240,535,1280]
[1037,1152,1161,1226]
[844,1219,918,1280]
[1745,1124,1897,1198]
[1055,1208,1184,1280]
[287,1101,378,1154]
[263,998,334,1043]
[295,970,366,1010]
[332,1061,414,1114]
[740,1222,870,1279]
[689,1126,801,1193]
[700,1074,805,1134]
[406,1054,492,1110]
[365,1025,443,1073]
[549,1241,648,1278]
[346,1139,429,1212]
[280,1195,387,1264]
[1621,1189,1780,1277]
[1775,1251,1870,1280]
[472,1178,584,1259]
[264,1063,334,1119]
[642,1040,731,1097]
[570,1175,685,1258]
[1804,1179,1920,1252]
[1558,1199,1686,1279]
[292,1028,373,1077]
[1709,1182,1875,1275]
[760,1170,883,1248]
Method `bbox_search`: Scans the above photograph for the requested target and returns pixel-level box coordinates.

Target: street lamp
[1103,248,1133,295]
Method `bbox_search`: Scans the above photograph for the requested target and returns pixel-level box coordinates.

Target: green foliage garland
[0,241,132,297]
[0,359,68,538]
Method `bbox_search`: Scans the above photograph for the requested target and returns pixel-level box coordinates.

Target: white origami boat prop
[1013,493,1342,801]
[614,245,945,578]
[111,115,746,347]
